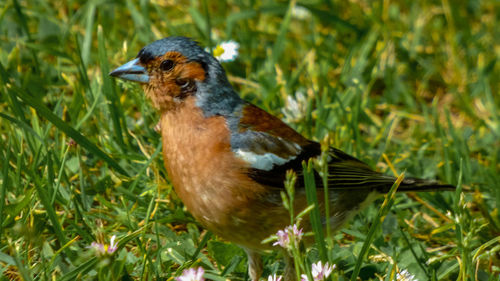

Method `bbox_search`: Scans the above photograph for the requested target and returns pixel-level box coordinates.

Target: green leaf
[207,241,247,273]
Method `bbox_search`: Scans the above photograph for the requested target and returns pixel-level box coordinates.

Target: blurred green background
[0,0,499,280]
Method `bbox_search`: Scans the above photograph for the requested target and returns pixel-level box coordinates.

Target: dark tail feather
[392,177,455,192]
[324,154,455,193]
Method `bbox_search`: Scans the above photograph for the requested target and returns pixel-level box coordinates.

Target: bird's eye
[160,59,175,71]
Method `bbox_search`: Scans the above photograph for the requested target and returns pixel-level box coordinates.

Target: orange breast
[160,97,289,249]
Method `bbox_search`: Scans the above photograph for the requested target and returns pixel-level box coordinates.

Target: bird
[110,36,455,281]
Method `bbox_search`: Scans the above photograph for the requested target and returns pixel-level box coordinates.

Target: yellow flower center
[213,45,224,57]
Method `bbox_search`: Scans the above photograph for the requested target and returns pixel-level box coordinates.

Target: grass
[1,0,499,280]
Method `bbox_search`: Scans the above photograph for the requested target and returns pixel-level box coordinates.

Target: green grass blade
[97,25,127,149]
[58,258,99,281]
[269,0,296,69]
[14,88,129,176]
[129,142,162,193]
[433,101,452,184]
[191,232,212,261]
[0,113,43,141]
[0,141,10,242]
[11,0,39,72]
[350,173,404,281]
[302,159,327,262]
[33,155,67,245]
[81,1,95,66]
[453,159,474,279]
[201,0,213,49]
[298,4,363,34]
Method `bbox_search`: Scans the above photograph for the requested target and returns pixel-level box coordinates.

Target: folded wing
[230,103,454,192]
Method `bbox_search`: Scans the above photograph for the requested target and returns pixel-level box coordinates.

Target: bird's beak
[109,58,149,83]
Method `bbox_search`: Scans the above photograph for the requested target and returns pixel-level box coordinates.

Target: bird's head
[110,36,239,113]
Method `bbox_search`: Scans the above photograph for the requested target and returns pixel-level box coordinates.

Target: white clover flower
[292,6,311,20]
[176,267,205,281]
[282,91,308,123]
[213,41,239,62]
[301,261,335,281]
[273,229,290,248]
[88,235,118,255]
[272,224,304,248]
[311,261,334,280]
[396,269,418,281]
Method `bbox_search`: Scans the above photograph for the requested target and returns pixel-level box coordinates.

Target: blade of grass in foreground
[13,88,129,177]
[303,159,327,262]
[349,173,404,281]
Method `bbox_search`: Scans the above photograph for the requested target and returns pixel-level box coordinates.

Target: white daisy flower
[176,267,205,281]
[396,269,418,281]
[213,41,239,62]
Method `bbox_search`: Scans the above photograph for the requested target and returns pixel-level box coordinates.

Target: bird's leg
[243,248,262,281]
[283,252,297,281]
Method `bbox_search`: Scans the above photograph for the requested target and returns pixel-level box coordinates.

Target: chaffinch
[110,37,454,281]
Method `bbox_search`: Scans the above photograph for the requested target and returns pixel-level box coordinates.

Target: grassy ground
[1,0,499,280]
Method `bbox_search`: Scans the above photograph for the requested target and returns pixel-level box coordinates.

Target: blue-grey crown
[137,36,210,65]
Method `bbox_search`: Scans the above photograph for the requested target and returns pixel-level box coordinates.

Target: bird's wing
[230,103,452,192]
[229,103,381,190]
[229,103,318,183]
